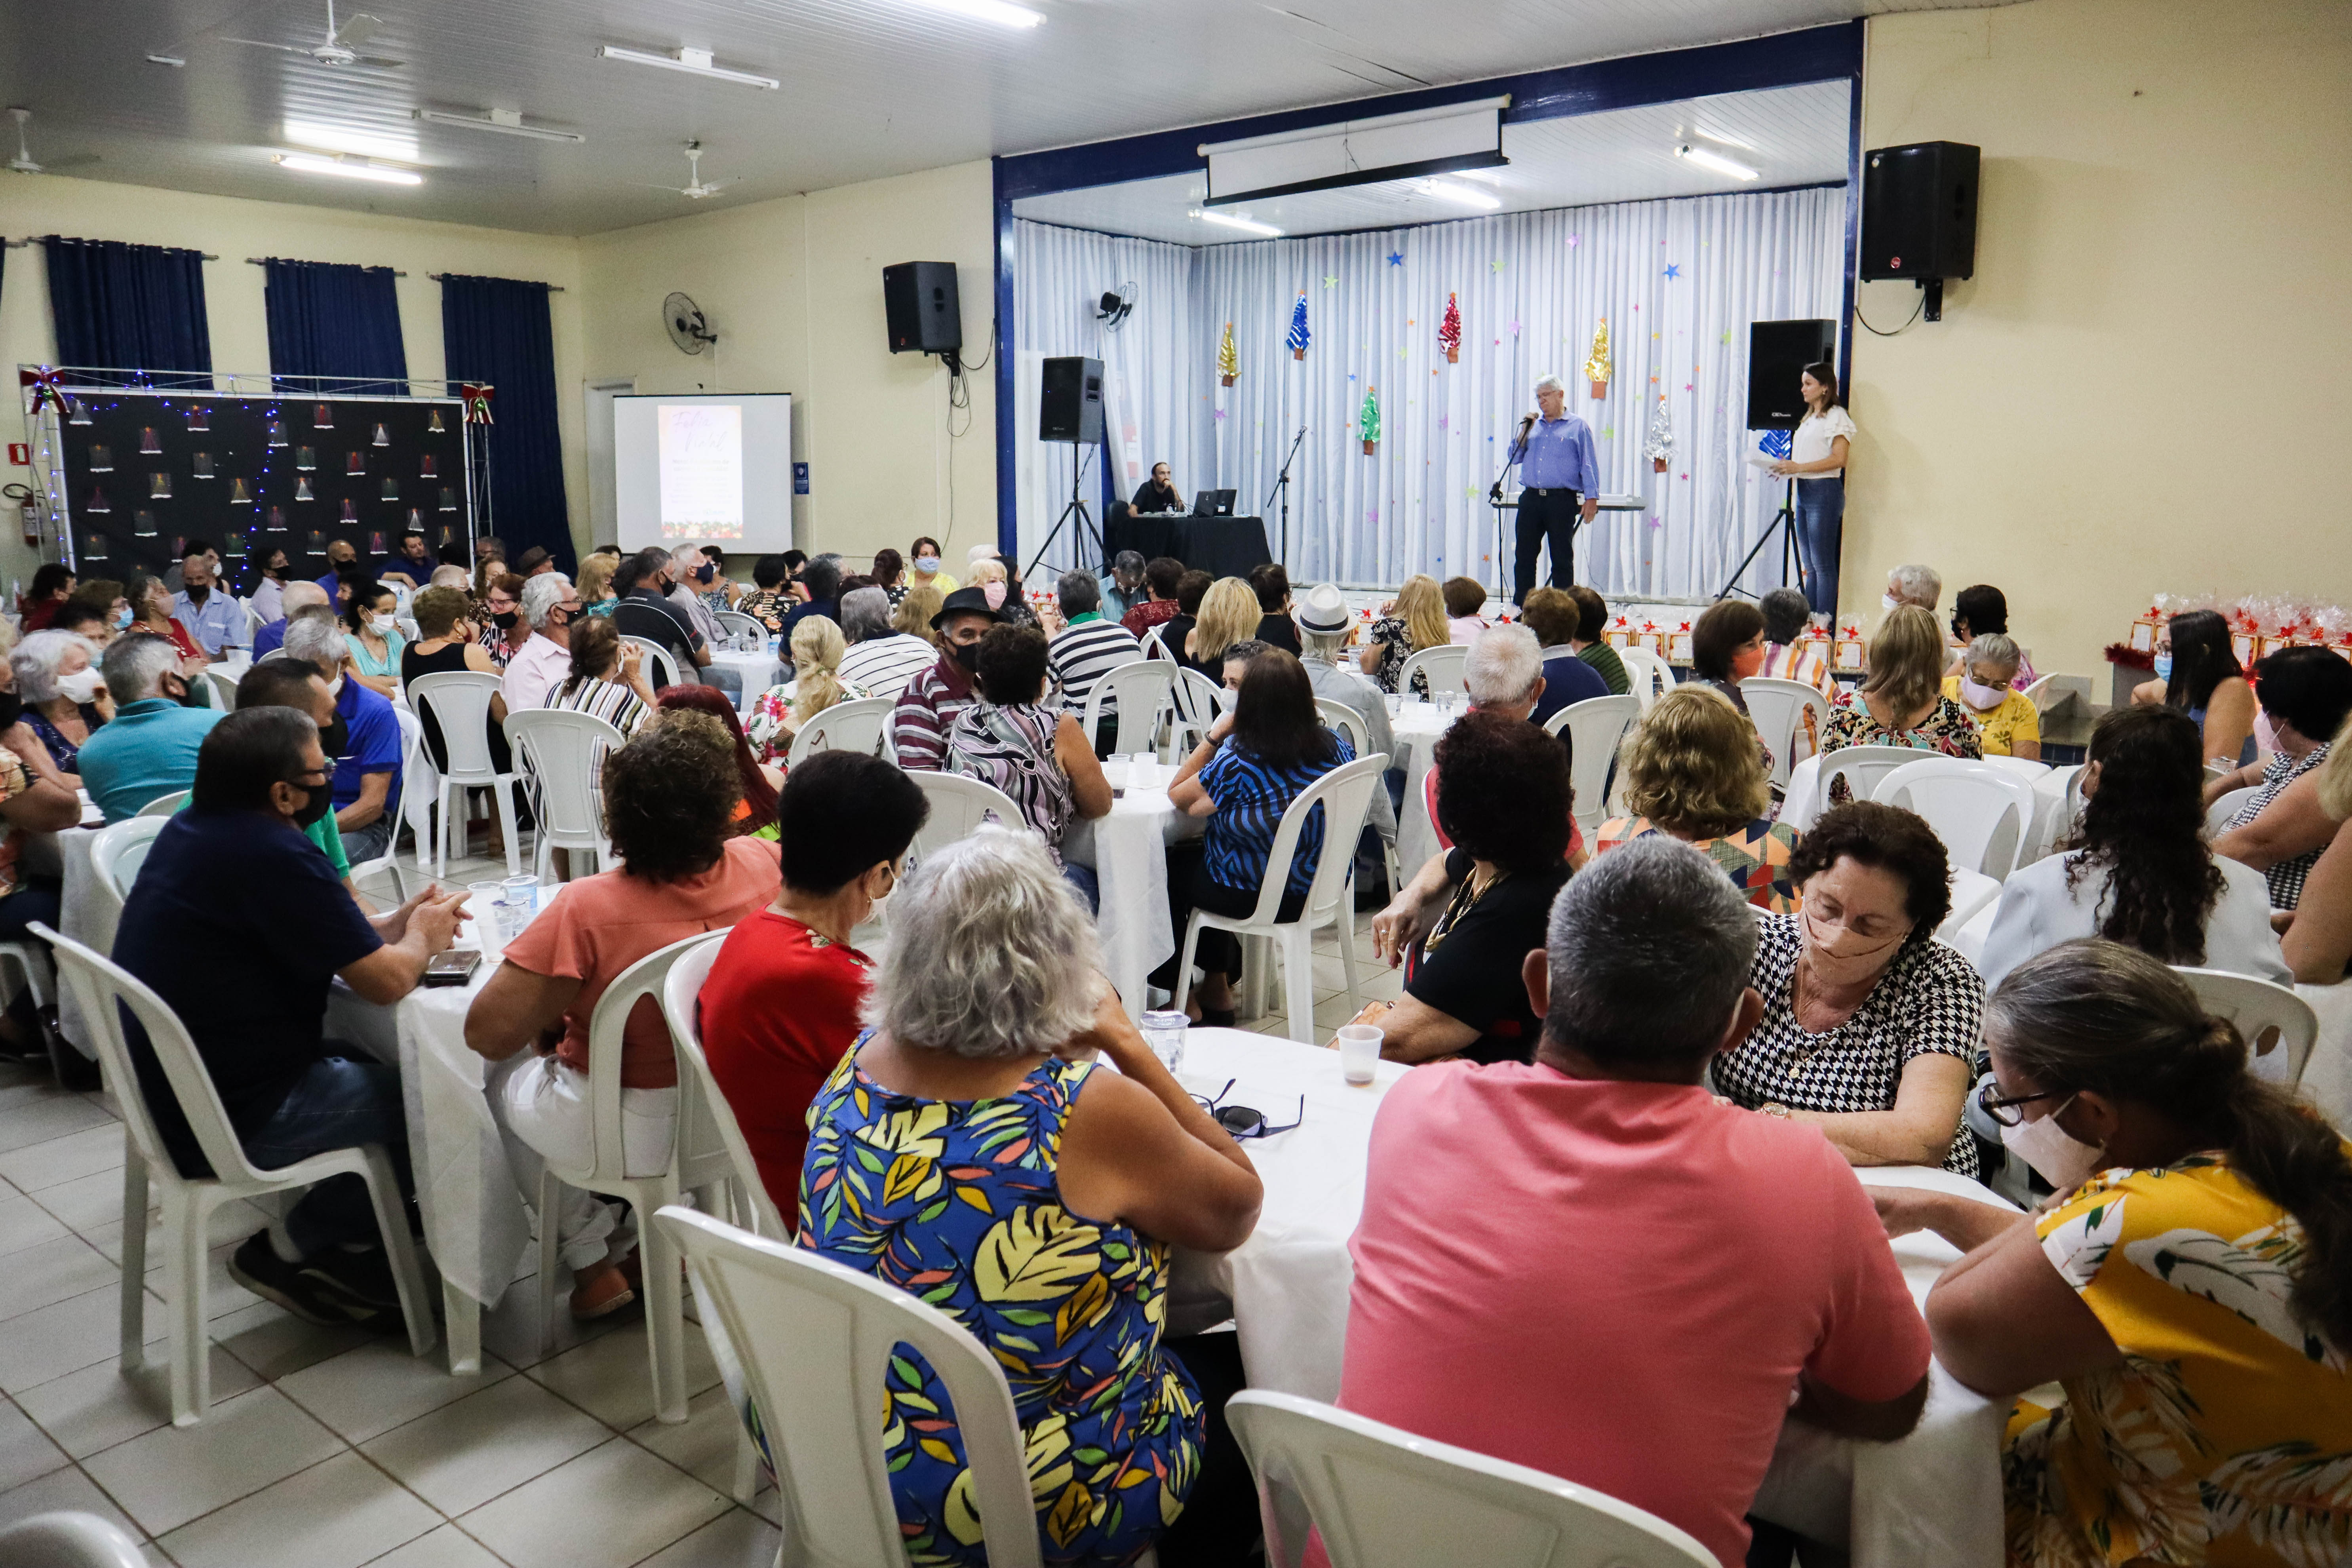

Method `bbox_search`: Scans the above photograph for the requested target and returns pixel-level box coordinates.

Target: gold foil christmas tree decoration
[1585,318,1612,398]
[1218,322,1239,388]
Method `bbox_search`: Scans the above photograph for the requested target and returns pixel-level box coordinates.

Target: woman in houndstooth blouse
[1714,801,1985,1178]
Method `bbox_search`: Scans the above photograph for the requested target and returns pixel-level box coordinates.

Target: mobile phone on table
[422,949,482,987]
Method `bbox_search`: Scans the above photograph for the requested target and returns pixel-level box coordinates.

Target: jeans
[1513,487,1581,603]
[1793,476,1845,619]
[1060,860,1101,914]
[241,1056,413,1259]
[341,814,395,865]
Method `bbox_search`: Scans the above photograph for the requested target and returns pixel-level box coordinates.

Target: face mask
[1731,645,1766,681]
[980,581,1007,610]
[1959,675,2007,710]
[365,613,391,633]
[915,556,940,574]
[325,674,346,701]
[2256,709,2280,755]
[2153,653,2174,682]
[695,563,715,584]
[1215,685,1240,713]
[948,639,982,671]
[491,609,519,630]
[2000,1094,2107,1191]
[114,607,134,630]
[285,776,334,828]
[318,714,350,759]
[161,677,199,709]
[55,668,104,705]
[1881,594,1901,614]
[1801,907,1908,984]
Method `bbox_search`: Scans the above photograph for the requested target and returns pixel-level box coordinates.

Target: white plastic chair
[31,924,435,1425]
[505,707,622,880]
[1872,757,2042,881]
[1544,695,1641,832]
[1081,659,1178,754]
[405,670,523,877]
[1226,1389,1714,1568]
[1741,676,1831,789]
[1819,744,1943,815]
[1173,754,1387,1044]
[89,816,169,930]
[787,695,895,770]
[620,636,684,692]
[908,772,1026,862]
[0,1512,148,1568]
[1316,700,1400,896]
[1141,623,1173,662]
[134,790,188,818]
[2177,966,2320,1089]
[713,609,767,650]
[1170,666,1223,754]
[2021,672,2059,711]
[345,705,424,898]
[0,939,52,1031]
[200,665,241,712]
[1616,645,1674,713]
[1398,644,1468,698]
[531,934,733,1424]
[655,1205,1050,1568]
[1943,867,2002,940]
[2206,784,2259,837]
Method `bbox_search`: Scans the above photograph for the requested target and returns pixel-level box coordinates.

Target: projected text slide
[658,403,744,539]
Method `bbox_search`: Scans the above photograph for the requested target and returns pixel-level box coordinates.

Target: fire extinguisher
[1,484,35,548]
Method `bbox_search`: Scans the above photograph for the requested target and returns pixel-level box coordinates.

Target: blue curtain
[264,259,408,394]
[42,236,213,384]
[440,274,570,573]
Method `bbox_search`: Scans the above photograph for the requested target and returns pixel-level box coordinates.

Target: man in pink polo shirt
[1336,836,1930,1566]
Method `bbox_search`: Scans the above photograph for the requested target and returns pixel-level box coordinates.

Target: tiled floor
[0,840,1393,1565]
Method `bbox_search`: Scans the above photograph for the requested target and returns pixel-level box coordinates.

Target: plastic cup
[1128,753,1158,791]
[466,881,507,957]
[1336,1024,1383,1085]
[499,874,540,942]
[1141,1010,1189,1072]
[1383,693,1402,717]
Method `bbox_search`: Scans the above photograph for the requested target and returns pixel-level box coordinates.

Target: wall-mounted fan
[1096,283,1136,331]
[664,293,717,356]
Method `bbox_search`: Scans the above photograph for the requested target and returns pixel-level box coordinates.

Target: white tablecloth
[1166,1029,2013,1568]
[1387,700,1457,874]
[707,649,782,711]
[1064,759,1205,1019]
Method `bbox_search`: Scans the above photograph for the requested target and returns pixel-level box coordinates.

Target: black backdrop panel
[55,390,473,589]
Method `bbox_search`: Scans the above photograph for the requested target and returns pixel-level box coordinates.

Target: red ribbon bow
[460,383,495,425]
[17,367,74,419]
[1677,620,1692,633]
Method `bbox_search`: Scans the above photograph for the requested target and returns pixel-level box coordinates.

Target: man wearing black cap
[890,586,1003,771]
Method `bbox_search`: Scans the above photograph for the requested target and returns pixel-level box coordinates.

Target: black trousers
[1153,844,1307,990]
[1513,487,1581,603]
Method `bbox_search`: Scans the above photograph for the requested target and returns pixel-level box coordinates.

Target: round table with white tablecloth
[705,647,783,713]
[1161,1028,2015,1568]
[1062,755,1205,1020]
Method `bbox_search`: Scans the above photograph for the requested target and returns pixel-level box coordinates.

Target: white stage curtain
[1013,186,1842,597]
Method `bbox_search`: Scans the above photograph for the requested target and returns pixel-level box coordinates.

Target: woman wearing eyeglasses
[1875,940,2352,1568]
[799,826,1264,1568]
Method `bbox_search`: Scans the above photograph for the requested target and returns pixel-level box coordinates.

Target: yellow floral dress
[2005,1151,2352,1566]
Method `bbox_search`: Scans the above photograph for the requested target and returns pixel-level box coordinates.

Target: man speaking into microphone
[1496,373,1601,604]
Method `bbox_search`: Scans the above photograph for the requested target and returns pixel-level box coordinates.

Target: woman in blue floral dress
[799,826,1263,1567]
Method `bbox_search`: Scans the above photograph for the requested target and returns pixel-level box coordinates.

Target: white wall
[0,174,585,584]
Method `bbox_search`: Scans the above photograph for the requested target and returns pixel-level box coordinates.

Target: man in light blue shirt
[76,635,224,822]
[170,541,247,657]
[1500,374,1602,605]
[1096,550,1147,623]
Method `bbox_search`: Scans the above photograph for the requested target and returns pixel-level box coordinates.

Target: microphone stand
[1485,418,1533,605]
[1263,424,1306,567]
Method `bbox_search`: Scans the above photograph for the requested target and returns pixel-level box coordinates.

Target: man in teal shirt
[78,637,223,823]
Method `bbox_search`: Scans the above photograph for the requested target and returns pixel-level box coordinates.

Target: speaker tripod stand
[1718,477,1805,602]
[1023,444,1104,582]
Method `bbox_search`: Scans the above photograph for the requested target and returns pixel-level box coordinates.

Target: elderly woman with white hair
[801,826,1263,1567]
[10,629,110,785]
[1941,632,2040,760]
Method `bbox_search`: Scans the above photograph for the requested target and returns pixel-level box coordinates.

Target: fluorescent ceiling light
[282,118,418,162]
[1417,178,1501,211]
[1190,208,1283,238]
[1451,166,1506,185]
[915,0,1045,25]
[145,53,185,67]
[598,45,779,90]
[274,152,423,185]
[416,108,584,143]
[1676,143,1758,180]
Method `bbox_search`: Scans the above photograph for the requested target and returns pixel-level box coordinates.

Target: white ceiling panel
[1014,80,1852,243]
[0,0,1998,236]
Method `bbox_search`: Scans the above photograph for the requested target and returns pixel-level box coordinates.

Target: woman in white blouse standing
[1771,360,1856,623]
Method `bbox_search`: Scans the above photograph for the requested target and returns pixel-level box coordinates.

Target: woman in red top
[698,749,930,1213]
[123,569,207,669]
[17,564,74,633]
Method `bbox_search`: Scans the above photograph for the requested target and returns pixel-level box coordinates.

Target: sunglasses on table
[1974,1079,2062,1128]
[1190,1078,1304,1140]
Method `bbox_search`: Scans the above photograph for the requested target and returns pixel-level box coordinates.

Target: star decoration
[1601,426,1615,439]
[1213,409,1227,420]
[1683,383,1693,392]
[1648,516,1663,529]
[1437,416,1449,429]
[1323,275,1338,288]
[1679,472,1688,481]
[1387,252,1404,266]
[1508,319,1519,335]
[1490,259,1505,272]
[1663,264,1681,280]
[1397,347,1408,358]
[1566,235,1580,247]
[1721,330,1732,344]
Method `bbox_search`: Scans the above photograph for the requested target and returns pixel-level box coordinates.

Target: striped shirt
[548,675,650,738]
[1048,615,1143,719]
[838,634,938,703]
[890,655,976,772]
[946,702,1075,862]
[1201,733,1356,897]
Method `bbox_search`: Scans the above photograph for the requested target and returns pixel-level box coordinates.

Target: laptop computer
[1191,489,1237,517]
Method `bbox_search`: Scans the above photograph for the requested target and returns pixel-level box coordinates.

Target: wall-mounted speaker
[1860,141,1980,283]
[882,262,963,355]
[1747,320,1838,430]
[1039,357,1103,445]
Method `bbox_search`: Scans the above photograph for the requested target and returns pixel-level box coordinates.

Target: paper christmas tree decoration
[1585,319,1612,398]
[1438,293,1461,364]
[1218,322,1239,387]
[1360,386,1380,455]
[1644,396,1674,473]
[1286,294,1310,360]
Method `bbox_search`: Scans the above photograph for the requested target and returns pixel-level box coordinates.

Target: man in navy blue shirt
[1500,373,1603,605]
[113,706,467,1328]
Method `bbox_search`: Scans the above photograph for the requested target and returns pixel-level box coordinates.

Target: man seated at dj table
[1131,462,1184,515]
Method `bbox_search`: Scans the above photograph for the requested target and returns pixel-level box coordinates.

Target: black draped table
[1105,513,1274,579]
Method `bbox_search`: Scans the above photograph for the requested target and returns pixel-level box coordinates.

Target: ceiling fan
[638,142,735,200]
[223,0,404,68]
[6,108,98,175]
